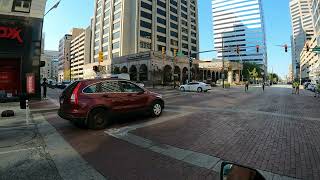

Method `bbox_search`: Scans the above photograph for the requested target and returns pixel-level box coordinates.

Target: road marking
[0,147,42,155]
[105,124,300,180]
[34,113,106,180]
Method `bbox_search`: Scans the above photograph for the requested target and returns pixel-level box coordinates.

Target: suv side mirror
[220,162,265,180]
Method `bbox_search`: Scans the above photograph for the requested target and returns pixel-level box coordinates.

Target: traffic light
[93,65,98,72]
[98,51,103,63]
[284,44,288,52]
[256,45,259,53]
[174,49,177,57]
[306,44,310,51]
[162,47,165,57]
[236,46,240,54]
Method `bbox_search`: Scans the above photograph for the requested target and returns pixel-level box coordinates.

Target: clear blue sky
[44,0,292,78]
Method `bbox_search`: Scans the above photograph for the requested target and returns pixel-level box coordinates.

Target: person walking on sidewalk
[41,78,48,100]
[262,82,265,91]
[245,81,249,92]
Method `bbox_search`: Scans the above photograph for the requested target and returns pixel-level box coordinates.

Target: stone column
[228,70,233,84]
[235,71,240,83]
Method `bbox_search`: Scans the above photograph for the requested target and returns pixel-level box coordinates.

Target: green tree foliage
[243,62,262,80]
[268,73,279,83]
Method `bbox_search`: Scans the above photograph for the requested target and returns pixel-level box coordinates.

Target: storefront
[0,14,43,99]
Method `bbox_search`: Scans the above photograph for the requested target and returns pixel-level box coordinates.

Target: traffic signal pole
[188,51,192,83]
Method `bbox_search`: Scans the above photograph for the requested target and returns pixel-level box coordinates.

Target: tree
[268,73,279,83]
[243,62,263,81]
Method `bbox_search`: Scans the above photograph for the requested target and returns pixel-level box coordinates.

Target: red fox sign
[0,26,23,44]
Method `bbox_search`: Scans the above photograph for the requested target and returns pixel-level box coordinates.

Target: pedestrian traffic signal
[93,65,98,72]
[256,45,259,53]
[98,51,104,63]
[236,46,240,54]
[174,49,177,57]
[284,44,288,52]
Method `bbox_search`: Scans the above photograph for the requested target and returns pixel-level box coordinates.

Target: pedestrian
[262,82,265,91]
[42,78,48,100]
[245,81,249,92]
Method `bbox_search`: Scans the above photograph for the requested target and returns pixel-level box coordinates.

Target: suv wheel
[180,87,185,91]
[88,108,110,130]
[197,87,203,92]
[150,101,163,117]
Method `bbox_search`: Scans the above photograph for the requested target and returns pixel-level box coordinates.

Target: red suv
[58,78,164,129]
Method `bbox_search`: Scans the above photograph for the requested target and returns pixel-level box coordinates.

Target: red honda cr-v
[58,78,164,129]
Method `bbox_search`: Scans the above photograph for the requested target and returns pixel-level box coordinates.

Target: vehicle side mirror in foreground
[220,162,265,180]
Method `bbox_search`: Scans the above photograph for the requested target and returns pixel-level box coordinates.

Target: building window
[157,26,166,34]
[182,43,188,49]
[157,17,166,25]
[12,0,32,13]
[170,22,178,30]
[181,12,187,19]
[170,6,177,14]
[157,35,166,43]
[170,0,177,6]
[192,46,197,51]
[112,42,120,49]
[140,20,152,29]
[157,45,165,51]
[170,39,178,46]
[181,20,188,26]
[140,41,151,49]
[141,11,152,20]
[114,2,121,11]
[114,12,121,20]
[181,5,187,13]
[112,52,120,58]
[191,39,196,44]
[113,31,120,39]
[113,22,120,30]
[157,0,166,8]
[141,1,152,11]
[140,31,152,39]
[170,31,178,38]
[170,14,178,22]
[157,8,166,17]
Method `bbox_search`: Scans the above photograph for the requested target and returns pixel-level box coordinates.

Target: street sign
[312,46,320,52]
[98,51,103,63]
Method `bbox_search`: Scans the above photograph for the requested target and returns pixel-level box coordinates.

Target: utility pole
[188,51,192,83]
[222,37,225,88]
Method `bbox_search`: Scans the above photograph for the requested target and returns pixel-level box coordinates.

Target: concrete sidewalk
[0,102,105,180]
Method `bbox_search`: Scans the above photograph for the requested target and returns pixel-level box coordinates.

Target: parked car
[307,83,316,92]
[179,82,211,92]
[58,78,164,130]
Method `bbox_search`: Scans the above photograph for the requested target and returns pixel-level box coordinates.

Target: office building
[40,50,59,80]
[0,0,46,99]
[58,28,84,82]
[289,0,315,78]
[300,37,319,82]
[211,0,268,71]
[89,0,199,75]
[70,27,92,81]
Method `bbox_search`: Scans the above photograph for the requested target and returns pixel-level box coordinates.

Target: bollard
[26,100,29,125]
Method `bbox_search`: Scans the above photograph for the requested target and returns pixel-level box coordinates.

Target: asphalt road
[40,85,320,180]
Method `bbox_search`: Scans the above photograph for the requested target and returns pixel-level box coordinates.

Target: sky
[44,0,292,78]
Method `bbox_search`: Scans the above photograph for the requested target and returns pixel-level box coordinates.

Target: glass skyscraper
[212,0,268,70]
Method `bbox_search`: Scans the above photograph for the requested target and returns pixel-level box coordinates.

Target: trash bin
[20,94,28,109]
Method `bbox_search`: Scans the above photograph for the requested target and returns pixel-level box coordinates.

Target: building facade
[58,28,84,82]
[211,0,268,71]
[300,37,319,82]
[89,0,199,75]
[40,50,59,80]
[70,27,92,81]
[0,0,46,99]
[289,0,315,79]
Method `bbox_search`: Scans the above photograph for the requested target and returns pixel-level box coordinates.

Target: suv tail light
[70,82,81,105]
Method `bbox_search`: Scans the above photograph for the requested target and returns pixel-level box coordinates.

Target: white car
[179,82,211,92]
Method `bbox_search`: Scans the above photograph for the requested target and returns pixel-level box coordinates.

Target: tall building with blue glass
[212,0,268,71]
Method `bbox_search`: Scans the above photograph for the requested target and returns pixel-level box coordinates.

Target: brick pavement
[131,87,320,180]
